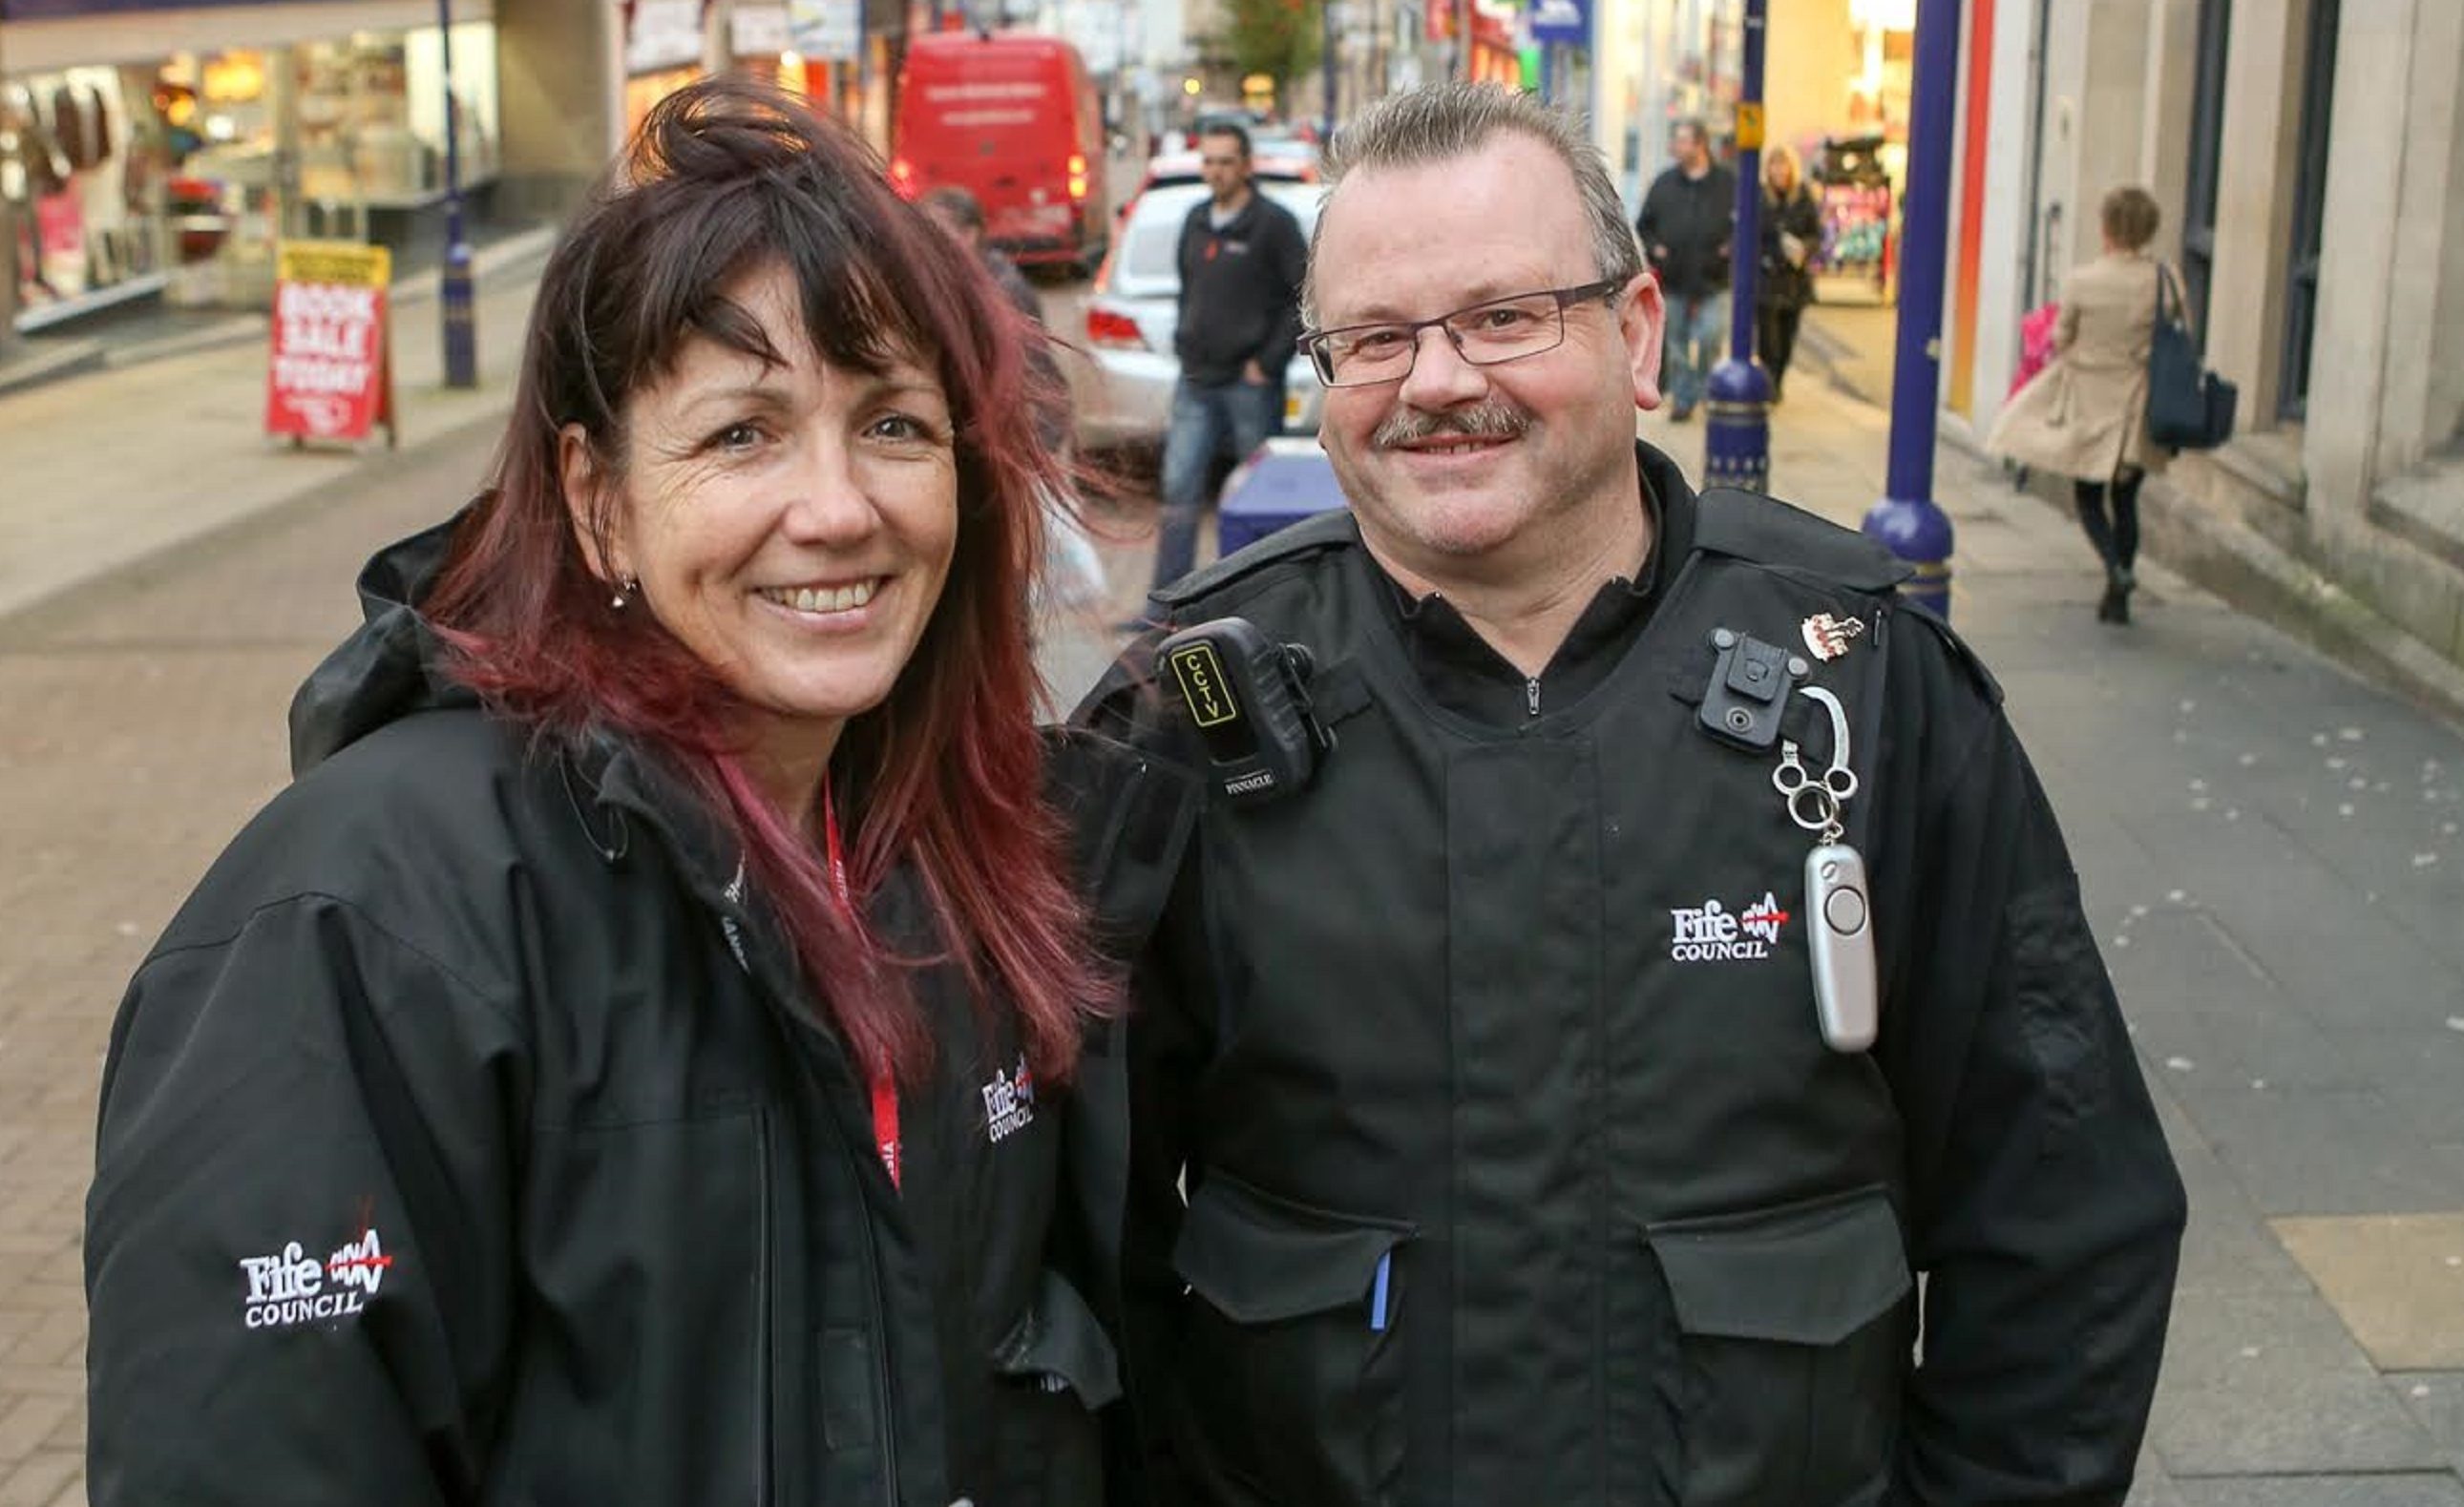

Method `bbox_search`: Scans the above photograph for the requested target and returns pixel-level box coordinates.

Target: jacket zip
[754,1111,776,1506]
[1527,678,1543,719]
[853,1148,903,1507]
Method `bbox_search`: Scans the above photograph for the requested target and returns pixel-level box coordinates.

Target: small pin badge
[1801,613,1865,661]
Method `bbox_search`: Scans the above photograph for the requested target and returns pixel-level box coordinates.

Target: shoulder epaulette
[1690,488,1912,593]
[1896,604,2004,706]
[1152,508,1358,609]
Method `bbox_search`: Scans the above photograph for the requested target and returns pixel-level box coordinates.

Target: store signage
[264,241,396,447]
[627,0,708,73]
[0,0,320,17]
[730,3,791,53]
[789,0,861,60]
[1527,0,1586,43]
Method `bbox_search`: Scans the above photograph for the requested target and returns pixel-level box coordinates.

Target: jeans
[1153,375,1283,593]
[1663,290,1731,413]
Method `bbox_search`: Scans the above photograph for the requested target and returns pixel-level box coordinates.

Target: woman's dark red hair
[423,76,1108,1086]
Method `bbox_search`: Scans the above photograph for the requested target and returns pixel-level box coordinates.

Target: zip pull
[1526,678,1542,719]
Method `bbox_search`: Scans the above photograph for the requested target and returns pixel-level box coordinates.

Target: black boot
[2099,563,2133,624]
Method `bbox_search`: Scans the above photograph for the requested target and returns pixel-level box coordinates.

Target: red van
[891,31,1110,271]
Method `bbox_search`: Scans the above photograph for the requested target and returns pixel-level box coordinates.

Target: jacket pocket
[1171,1172,1415,1504]
[987,1269,1118,1507]
[1648,1184,1912,1507]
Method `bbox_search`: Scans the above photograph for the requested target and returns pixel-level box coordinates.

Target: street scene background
[8,0,2464,1501]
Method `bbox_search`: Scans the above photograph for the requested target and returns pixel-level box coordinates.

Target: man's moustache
[1373,403,1531,450]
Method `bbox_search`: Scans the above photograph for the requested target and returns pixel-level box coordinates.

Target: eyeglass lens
[1315,292,1571,386]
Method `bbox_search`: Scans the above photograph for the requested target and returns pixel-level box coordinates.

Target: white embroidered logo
[239,1224,394,1330]
[1669,892,1794,963]
[980,1054,1038,1144]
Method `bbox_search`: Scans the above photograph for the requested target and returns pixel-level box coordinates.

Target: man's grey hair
[1301,82,1644,326]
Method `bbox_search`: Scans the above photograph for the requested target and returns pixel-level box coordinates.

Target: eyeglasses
[1299,280,1625,387]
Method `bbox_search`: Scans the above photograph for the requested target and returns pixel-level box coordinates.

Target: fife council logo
[238,1221,394,1330]
[981,1053,1038,1144]
[1669,892,1794,963]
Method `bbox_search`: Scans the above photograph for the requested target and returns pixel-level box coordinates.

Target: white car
[1075,178,1328,454]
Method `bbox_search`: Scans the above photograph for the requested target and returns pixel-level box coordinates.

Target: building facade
[1958,0,2464,693]
[0,0,901,338]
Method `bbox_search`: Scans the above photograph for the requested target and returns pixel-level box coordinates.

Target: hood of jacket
[287,512,483,778]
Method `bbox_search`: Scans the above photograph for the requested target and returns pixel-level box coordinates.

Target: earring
[610,575,638,611]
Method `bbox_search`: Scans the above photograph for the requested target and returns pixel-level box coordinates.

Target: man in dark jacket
[1074,81,2184,1507]
[1636,116,1735,421]
[1146,122,1307,597]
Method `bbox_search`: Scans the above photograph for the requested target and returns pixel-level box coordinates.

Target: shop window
[4,67,175,332]
[2277,0,2336,422]
[2180,0,2230,338]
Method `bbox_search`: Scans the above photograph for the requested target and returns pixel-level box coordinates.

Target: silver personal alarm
[1773,686,1880,1052]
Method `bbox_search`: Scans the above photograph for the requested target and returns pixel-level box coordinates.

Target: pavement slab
[2273,1216,2464,1371]
[2154,1287,2452,1475]
[2171,1478,2464,1507]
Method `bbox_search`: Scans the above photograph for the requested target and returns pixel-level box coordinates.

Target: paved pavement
[2,267,2462,1503]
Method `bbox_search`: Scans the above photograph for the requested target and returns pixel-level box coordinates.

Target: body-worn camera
[1155,617,1334,805]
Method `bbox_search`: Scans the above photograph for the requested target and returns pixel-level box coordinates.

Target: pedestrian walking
[1074,81,2184,1507]
[1756,143,1822,403]
[1635,115,1735,421]
[1987,185,2173,624]
[83,79,1124,1507]
[1146,120,1307,598]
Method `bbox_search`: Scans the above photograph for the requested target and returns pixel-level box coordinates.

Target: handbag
[2146,263,2238,450]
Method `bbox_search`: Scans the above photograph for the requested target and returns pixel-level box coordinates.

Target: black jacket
[1071,448,2186,1507]
[1637,163,1737,299]
[84,518,1120,1506]
[1758,184,1822,311]
[1172,190,1307,387]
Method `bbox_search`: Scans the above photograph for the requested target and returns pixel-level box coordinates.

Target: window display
[4,66,172,330]
[146,28,498,303]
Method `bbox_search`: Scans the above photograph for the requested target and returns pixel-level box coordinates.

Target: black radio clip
[1698,626,1808,752]
[1155,617,1335,805]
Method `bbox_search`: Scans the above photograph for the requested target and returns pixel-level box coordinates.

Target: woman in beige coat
[1989,186,2172,622]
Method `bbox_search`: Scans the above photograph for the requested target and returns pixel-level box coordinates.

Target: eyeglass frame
[1297,278,1630,388]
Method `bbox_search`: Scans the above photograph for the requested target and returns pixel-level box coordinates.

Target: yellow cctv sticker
[1169,642,1241,727]
[1736,103,1765,151]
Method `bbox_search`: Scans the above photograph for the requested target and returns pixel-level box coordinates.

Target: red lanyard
[822,784,900,1190]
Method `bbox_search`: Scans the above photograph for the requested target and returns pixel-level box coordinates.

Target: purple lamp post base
[1862,493,1955,617]
[1703,355,1773,493]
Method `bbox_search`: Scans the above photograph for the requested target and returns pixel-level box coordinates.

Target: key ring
[1800,686,1859,804]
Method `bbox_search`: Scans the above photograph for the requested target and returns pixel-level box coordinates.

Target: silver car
[1075,178,1328,454]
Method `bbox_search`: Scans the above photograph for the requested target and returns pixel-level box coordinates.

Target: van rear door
[897,37,1088,262]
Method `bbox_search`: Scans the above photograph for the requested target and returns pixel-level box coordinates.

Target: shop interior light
[1848,0,1915,30]
[202,53,265,102]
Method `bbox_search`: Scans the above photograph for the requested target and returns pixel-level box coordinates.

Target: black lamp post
[437,0,477,388]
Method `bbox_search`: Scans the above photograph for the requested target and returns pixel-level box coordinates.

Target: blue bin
[1216,437,1350,556]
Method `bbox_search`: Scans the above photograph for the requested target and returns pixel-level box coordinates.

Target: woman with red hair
[86,78,1128,1505]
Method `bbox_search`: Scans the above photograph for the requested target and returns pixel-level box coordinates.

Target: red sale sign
[265,241,396,445]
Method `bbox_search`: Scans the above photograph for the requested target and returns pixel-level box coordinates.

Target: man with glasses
[1074,81,2183,1507]
[1146,121,1308,596]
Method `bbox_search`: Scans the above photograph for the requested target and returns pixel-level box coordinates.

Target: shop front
[623,0,708,135]
[1589,0,1911,292]
[3,0,502,325]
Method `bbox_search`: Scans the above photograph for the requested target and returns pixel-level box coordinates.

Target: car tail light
[1067,152,1089,201]
[1085,306,1146,349]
